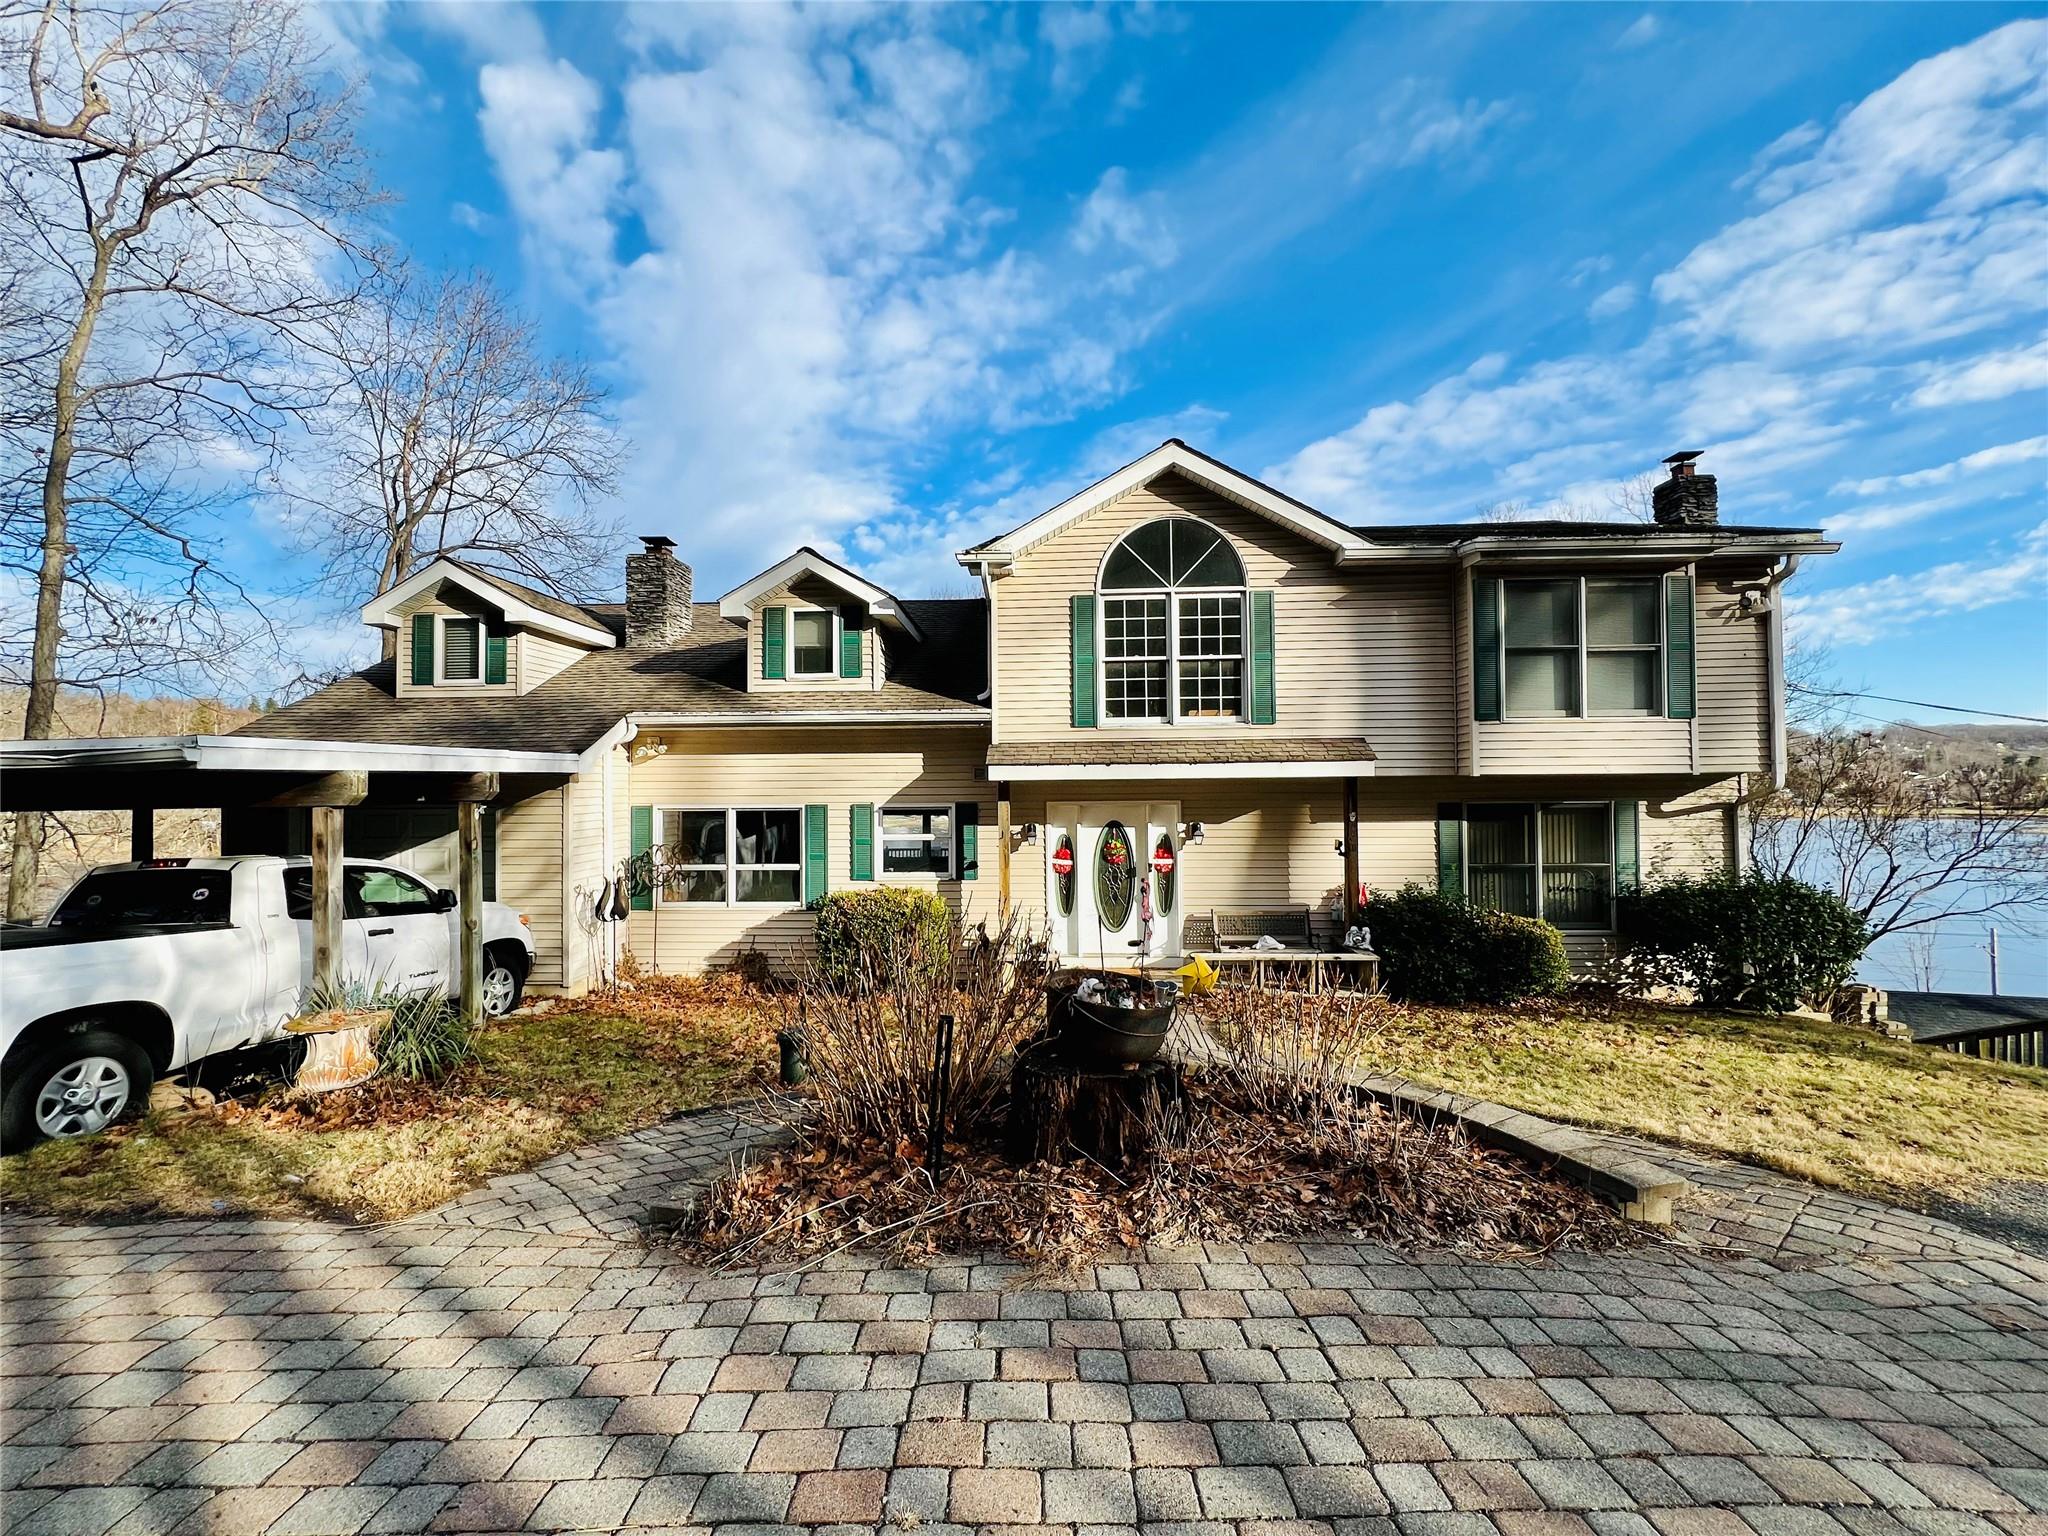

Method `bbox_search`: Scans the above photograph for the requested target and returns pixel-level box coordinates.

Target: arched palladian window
[1098,517,1247,721]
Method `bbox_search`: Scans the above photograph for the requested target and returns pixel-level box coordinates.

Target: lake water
[1767,821,2048,997]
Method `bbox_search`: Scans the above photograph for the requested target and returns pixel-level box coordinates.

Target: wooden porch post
[1342,776,1361,928]
[310,805,344,993]
[458,801,484,1026]
[996,781,1012,920]
[130,809,153,862]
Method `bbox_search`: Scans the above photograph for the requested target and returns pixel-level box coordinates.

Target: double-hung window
[790,610,836,677]
[1501,577,1661,718]
[439,616,482,683]
[1463,803,1614,930]
[658,808,803,905]
[880,806,952,876]
[1099,517,1248,723]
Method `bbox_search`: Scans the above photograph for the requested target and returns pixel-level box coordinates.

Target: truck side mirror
[432,888,458,913]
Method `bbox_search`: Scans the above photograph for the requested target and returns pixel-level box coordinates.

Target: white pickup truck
[0,856,536,1151]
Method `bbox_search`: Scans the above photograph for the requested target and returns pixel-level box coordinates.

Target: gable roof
[237,598,988,755]
[961,439,1377,569]
[360,556,616,648]
[717,547,925,641]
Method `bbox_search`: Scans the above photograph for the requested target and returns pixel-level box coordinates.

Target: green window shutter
[485,632,508,686]
[840,608,863,679]
[762,606,787,681]
[1613,800,1641,892]
[1472,576,1501,721]
[1249,589,1276,725]
[481,806,498,902]
[1070,594,1097,728]
[410,613,435,686]
[1664,570,1696,720]
[1435,804,1464,897]
[804,803,828,904]
[629,805,654,910]
[955,801,979,881]
[849,803,874,881]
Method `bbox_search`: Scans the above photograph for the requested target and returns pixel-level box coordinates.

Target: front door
[1046,801,1180,967]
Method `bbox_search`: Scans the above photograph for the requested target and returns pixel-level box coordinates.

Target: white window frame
[436,614,486,687]
[1096,517,1247,727]
[1460,800,1616,932]
[655,805,805,909]
[878,803,953,880]
[785,605,842,679]
[1497,576,1665,721]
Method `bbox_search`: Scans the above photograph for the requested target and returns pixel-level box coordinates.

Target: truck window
[50,869,232,929]
[349,867,441,917]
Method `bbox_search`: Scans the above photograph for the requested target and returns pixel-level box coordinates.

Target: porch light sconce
[1334,838,1347,856]
[1185,821,1206,845]
[1019,823,1039,845]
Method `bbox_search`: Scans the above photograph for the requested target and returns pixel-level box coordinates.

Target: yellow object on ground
[1176,956,1219,995]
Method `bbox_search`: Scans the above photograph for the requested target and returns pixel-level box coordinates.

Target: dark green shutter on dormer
[410,613,434,686]
[485,632,508,686]
[849,803,874,880]
[804,804,828,904]
[955,802,979,881]
[1664,570,1696,720]
[629,804,653,911]
[1249,590,1276,725]
[762,606,786,680]
[1436,805,1464,897]
[1472,576,1501,722]
[840,607,863,679]
[1070,595,1097,728]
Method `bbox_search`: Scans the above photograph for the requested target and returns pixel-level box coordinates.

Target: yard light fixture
[1020,822,1039,845]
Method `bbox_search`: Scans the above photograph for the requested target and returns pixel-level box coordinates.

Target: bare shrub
[793,912,1050,1144]
[1194,987,1386,1134]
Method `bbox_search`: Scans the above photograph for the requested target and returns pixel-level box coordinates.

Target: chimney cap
[638,534,678,553]
[1662,450,1704,470]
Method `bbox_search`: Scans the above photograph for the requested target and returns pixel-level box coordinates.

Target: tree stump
[1005,1048,1191,1167]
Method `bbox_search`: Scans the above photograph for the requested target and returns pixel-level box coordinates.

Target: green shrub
[376,988,477,1082]
[1367,886,1569,1005]
[813,887,954,992]
[1616,872,1868,1013]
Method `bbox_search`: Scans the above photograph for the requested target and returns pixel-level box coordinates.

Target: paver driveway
[3,1108,2045,1536]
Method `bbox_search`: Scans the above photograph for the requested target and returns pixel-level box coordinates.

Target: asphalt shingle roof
[237,599,988,754]
[1885,989,2048,1045]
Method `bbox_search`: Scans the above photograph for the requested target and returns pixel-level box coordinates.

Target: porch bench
[1180,908,1379,993]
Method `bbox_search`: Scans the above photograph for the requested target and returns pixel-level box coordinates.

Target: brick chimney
[625,535,692,649]
[1652,451,1718,528]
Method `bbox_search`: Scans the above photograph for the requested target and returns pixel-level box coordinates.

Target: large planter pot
[1047,971,1176,1066]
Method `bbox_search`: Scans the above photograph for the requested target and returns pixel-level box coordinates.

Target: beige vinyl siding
[519,631,594,693]
[1643,780,1740,882]
[1696,568,1771,773]
[623,727,992,975]
[559,759,612,991]
[744,578,882,694]
[495,785,565,988]
[393,585,518,699]
[1478,718,1696,774]
[991,474,1457,772]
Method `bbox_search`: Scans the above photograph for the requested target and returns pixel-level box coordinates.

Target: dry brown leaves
[687,1076,1639,1269]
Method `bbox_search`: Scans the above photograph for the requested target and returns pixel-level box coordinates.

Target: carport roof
[0,734,579,775]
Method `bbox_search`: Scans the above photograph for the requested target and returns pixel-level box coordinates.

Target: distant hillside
[3,690,265,912]
[1869,722,2048,779]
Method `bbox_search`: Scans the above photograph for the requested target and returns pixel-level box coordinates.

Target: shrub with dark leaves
[1368,886,1569,1005]
[1616,872,1867,1013]
[813,887,954,993]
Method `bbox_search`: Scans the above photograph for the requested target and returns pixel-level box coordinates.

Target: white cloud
[1587,282,1637,320]
[1567,255,1614,287]
[1906,338,2048,407]
[477,58,622,284]
[1821,495,1962,537]
[1072,167,1179,271]
[1791,520,2048,645]
[1616,14,1660,49]
[450,201,490,232]
[1833,435,2048,496]
[1397,96,1515,168]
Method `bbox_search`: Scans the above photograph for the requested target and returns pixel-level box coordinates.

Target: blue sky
[307,2,2048,723]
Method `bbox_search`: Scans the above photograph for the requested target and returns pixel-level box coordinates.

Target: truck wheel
[1,1030,155,1154]
[480,945,526,1019]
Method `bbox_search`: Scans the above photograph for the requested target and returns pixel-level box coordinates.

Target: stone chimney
[1652,451,1718,528]
[625,535,692,650]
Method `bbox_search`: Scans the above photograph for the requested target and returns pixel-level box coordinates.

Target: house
[223,440,1837,992]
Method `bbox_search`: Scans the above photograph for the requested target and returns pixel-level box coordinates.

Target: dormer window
[1099,517,1247,723]
[790,609,838,677]
[439,617,483,684]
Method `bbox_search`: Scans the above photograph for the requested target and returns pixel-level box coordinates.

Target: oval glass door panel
[1151,831,1176,912]
[1096,821,1136,929]
[1052,832,1076,916]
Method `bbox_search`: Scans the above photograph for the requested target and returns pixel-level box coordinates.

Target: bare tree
[1750,727,2048,943]
[0,0,376,914]
[290,267,622,630]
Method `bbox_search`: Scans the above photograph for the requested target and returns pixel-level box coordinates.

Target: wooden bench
[1181,908,1378,993]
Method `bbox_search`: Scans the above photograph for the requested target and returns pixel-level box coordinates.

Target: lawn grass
[0,978,778,1224]
[1360,1002,2048,1206]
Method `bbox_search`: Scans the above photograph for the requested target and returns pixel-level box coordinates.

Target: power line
[1793,684,2048,726]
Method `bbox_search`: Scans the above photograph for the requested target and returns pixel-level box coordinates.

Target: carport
[0,735,579,1023]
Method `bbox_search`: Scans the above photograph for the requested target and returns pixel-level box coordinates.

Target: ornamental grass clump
[375,988,478,1083]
